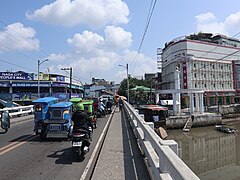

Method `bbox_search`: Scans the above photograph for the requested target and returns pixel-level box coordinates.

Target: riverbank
[166,113,222,129]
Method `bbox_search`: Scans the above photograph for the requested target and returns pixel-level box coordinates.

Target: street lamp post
[119,63,129,102]
[38,59,49,98]
[61,67,72,99]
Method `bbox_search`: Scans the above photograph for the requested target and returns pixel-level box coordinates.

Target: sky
[0,0,240,84]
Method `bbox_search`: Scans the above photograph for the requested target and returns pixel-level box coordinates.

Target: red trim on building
[182,62,188,89]
[232,60,237,92]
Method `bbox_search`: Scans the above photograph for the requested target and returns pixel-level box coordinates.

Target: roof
[130,85,155,92]
[50,101,73,108]
[138,105,168,111]
[32,97,58,103]
[81,100,93,105]
[69,98,82,103]
[160,100,180,105]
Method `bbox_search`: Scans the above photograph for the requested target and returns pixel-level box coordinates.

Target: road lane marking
[0,134,35,156]
[0,134,34,151]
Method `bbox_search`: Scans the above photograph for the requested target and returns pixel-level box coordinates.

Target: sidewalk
[91,109,150,180]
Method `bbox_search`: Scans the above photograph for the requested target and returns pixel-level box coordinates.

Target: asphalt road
[0,115,109,180]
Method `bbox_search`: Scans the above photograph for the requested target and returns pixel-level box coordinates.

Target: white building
[158,33,240,109]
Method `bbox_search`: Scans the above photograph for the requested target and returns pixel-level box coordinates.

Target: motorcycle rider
[98,98,106,116]
[106,97,113,114]
[71,103,92,143]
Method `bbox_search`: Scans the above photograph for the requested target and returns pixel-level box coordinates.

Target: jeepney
[32,97,58,137]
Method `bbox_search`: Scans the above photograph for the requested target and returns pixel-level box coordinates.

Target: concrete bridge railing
[123,101,199,180]
[0,105,34,118]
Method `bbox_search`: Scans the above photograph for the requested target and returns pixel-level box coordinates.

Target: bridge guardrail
[123,101,199,180]
[0,105,34,118]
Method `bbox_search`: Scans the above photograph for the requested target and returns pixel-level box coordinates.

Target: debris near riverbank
[155,127,168,139]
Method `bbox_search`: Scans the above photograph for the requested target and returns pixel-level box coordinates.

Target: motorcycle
[72,127,92,158]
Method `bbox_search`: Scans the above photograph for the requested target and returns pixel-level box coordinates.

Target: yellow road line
[0,135,36,156]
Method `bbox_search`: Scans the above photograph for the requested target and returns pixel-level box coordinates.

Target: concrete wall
[166,113,222,129]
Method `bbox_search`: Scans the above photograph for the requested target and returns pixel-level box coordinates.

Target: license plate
[50,124,61,130]
[73,141,82,147]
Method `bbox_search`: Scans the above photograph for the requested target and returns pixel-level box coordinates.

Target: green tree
[118,77,151,104]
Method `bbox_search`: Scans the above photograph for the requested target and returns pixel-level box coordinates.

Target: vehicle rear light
[72,132,85,136]
[35,104,42,112]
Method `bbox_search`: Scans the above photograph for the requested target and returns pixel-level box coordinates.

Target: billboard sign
[0,72,34,80]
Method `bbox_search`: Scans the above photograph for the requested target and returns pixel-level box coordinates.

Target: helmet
[75,103,84,111]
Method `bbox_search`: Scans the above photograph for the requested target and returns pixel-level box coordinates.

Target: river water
[166,120,240,180]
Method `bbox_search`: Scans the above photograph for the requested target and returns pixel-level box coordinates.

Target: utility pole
[38,59,49,98]
[126,63,129,102]
[119,63,129,102]
[61,67,72,99]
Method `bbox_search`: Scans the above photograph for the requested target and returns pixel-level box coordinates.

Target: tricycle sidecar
[32,97,58,136]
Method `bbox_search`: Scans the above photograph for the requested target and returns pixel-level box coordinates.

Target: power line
[0,19,49,59]
[131,0,158,70]
[0,59,36,72]
[0,43,37,60]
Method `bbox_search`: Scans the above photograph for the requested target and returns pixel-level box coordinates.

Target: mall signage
[0,72,34,80]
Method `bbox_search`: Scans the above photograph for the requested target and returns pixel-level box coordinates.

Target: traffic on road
[0,97,111,180]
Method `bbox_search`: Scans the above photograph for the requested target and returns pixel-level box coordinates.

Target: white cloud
[49,48,156,84]
[225,11,240,30]
[26,0,129,27]
[105,26,132,49]
[66,26,132,56]
[122,50,157,76]
[48,53,69,62]
[195,11,240,35]
[195,12,216,23]
[195,12,227,35]
[0,22,39,51]
[67,31,104,53]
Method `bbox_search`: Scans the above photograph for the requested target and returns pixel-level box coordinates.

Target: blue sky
[0,0,240,84]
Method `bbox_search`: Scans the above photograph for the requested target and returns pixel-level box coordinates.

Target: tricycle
[42,101,73,139]
[70,98,97,129]
[32,97,58,138]
[81,99,97,129]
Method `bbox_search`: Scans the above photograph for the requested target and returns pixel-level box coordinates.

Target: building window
[204,84,207,88]
[212,64,215,69]
[193,63,196,68]
[195,83,197,88]
[194,73,196,78]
